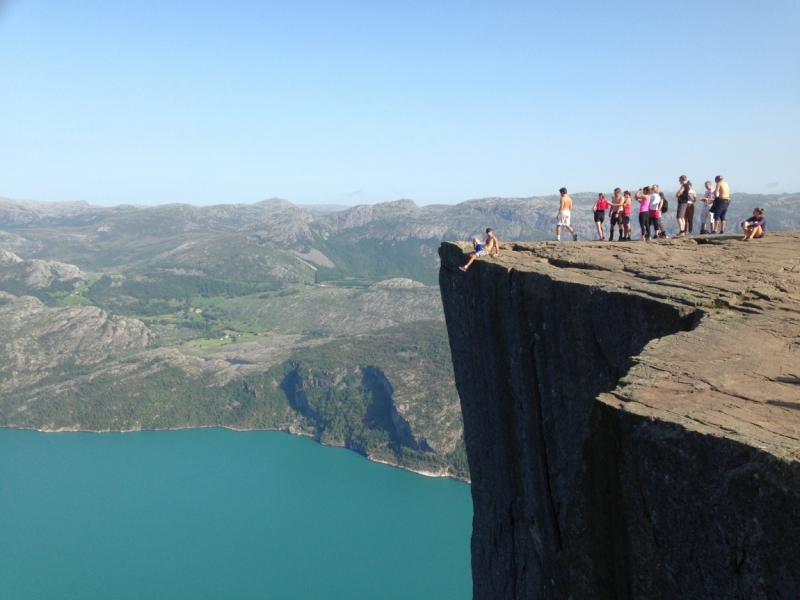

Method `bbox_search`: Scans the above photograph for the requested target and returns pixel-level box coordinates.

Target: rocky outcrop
[439,233,800,599]
[0,294,151,391]
[0,248,85,288]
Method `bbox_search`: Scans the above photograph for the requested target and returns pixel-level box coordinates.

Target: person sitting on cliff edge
[484,228,502,257]
[459,228,501,272]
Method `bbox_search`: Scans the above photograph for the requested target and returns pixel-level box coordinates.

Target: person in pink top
[592,193,609,241]
[635,186,651,240]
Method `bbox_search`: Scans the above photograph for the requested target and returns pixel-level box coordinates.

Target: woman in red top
[622,190,633,241]
[592,193,610,241]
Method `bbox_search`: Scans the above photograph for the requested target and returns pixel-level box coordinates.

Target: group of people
[459,175,768,271]
[578,175,749,242]
[580,175,766,242]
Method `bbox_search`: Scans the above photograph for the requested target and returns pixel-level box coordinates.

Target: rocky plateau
[440,232,800,599]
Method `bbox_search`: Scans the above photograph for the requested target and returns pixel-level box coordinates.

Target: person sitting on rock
[741,208,766,241]
[459,231,500,271]
[484,228,502,257]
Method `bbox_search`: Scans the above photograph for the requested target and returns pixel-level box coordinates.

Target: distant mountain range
[1,192,797,479]
[2,192,797,271]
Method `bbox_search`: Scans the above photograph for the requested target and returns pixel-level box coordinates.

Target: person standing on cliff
[608,188,624,242]
[556,188,578,241]
[710,175,731,234]
[675,175,690,237]
[592,193,609,241]
[621,190,633,241]
[635,186,651,240]
[699,180,714,234]
[685,181,697,235]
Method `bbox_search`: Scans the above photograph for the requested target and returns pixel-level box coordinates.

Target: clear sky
[1,0,798,206]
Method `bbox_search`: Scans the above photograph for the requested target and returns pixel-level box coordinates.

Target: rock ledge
[439,233,800,599]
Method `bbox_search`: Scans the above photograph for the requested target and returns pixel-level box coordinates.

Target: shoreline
[1,423,471,484]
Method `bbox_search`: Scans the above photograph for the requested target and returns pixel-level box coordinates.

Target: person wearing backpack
[675,175,691,237]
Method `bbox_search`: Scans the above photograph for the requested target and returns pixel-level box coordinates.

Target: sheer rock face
[439,233,800,600]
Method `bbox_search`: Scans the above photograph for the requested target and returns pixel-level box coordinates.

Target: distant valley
[2,191,798,479]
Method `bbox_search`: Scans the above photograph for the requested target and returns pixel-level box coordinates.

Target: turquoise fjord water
[0,428,472,600]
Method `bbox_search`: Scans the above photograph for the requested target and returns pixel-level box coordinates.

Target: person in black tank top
[675,175,690,237]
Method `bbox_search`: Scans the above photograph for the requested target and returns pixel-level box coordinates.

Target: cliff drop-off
[440,233,800,599]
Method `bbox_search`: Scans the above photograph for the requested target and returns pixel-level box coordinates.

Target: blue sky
[1,0,798,206]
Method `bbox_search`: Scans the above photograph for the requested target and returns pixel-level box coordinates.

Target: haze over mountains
[1,192,798,479]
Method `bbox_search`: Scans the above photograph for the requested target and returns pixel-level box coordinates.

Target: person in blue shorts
[459,229,501,271]
[710,175,731,234]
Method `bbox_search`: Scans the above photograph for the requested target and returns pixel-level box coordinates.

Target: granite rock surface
[439,233,800,599]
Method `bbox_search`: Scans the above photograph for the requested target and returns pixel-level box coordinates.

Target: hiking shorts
[676,201,689,218]
[557,211,571,227]
[711,198,730,221]
[594,210,605,223]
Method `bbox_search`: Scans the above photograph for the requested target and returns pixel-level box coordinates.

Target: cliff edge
[439,233,800,599]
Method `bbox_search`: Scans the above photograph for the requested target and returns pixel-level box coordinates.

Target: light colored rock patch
[290,248,335,269]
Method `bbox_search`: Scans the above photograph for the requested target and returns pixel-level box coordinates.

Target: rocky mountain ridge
[0,249,85,289]
[3,192,797,278]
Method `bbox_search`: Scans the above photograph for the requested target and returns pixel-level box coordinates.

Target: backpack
[660,194,669,213]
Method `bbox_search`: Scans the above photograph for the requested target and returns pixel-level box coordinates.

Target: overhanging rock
[439,233,800,599]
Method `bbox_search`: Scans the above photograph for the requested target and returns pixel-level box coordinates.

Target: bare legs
[742,225,763,241]
[556,225,577,241]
